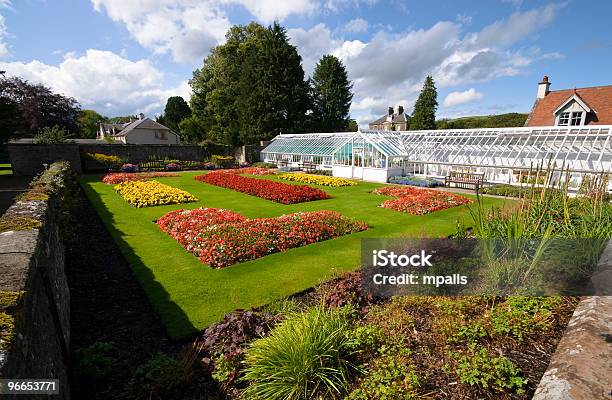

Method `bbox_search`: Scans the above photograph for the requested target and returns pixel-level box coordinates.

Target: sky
[0,0,611,126]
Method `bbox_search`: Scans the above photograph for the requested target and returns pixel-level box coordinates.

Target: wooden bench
[444,171,484,192]
[298,162,317,173]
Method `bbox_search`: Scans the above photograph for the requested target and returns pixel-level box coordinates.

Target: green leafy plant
[33,125,70,144]
[489,296,561,340]
[449,347,526,394]
[73,342,114,383]
[128,353,192,400]
[241,305,359,400]
[211,154,235,168]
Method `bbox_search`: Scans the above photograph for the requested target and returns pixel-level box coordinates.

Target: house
[98,113,180,144]
[525,76,612,127]
[368,106,410,130]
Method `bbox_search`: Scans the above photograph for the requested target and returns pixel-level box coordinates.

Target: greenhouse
[260,126,612,189]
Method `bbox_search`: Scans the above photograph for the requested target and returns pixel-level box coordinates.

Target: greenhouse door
[353,148,364,179]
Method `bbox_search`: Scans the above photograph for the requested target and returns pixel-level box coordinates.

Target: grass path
[80,171,506,339]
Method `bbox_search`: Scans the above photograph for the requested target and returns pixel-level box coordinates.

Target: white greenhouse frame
[260,126,612,189]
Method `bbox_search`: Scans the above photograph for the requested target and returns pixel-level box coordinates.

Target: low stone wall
[0,162,73,399]
[533,241,612,400]
[8,142,264,175]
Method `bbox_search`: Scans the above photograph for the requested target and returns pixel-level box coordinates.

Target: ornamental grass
[374,186,472,215]
[114,180,197,208]
[195,172,330,204]
[157,208,367,268]
[279,173,357,187]
[102,172,179,184]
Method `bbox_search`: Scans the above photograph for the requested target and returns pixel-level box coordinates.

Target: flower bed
[101,172,179,184]
[213,167,277,176]
[388,175,443,188]
[278,173,356,187]
[114,180,197,208]
[373,186,472,215]
[195,172,329,204]
[157,208,367,268]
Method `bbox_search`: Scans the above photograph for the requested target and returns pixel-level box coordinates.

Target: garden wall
[0,162,73,399]
[533,240,612,400]
[8,142,263,176]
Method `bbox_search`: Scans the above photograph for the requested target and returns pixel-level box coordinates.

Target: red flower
[157,208,367,268]
[195,172,330,204]
[373,186,472,215]
[101,172,179,184]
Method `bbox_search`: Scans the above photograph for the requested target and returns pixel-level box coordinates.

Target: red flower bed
[101,172,179,184]
[157,208,367,268]
[195,172,330,204]
[374,186,472,215]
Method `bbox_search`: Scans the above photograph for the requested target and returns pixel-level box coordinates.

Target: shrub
[157,208,367,268]
[120,163,139,173]
[33,125,70,144]
[85,153,124,167]
[196,172,330,204]
[73,342,114,383]
[388,175,443,188]
[373,186,472,215]
[114,180,197,207]
[165,162,182,171]
[242,305,359,400]
[211,154,235,168]
[198,311,277,385]
[128,353,191,400]
[252,162,276,168]
[279,173,357,187]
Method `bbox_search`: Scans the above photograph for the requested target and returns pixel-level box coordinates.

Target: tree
[236,22,310,144]
[77,109,107,139]
[310,55,353,132]
[0,75,81,139]
[178,115,208,144]
[410,75,438,130]
[33,125,70,144]
[189,22,310,146]
[347,119,358,132]
[161,96,191,131]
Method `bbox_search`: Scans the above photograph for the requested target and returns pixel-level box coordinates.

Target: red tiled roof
[526,85,612,126]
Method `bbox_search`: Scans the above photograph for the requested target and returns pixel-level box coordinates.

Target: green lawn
[80,172,506,339]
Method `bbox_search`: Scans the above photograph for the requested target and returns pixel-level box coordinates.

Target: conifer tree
[410,75,438,130]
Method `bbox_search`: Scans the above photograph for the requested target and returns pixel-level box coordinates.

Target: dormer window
[570,112,583,126]
[558,112,570,126]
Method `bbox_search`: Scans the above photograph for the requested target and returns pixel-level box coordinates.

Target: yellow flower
[278,173,357,187]
[114,180,197,207]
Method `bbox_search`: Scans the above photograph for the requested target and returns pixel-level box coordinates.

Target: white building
[98,114,180,144]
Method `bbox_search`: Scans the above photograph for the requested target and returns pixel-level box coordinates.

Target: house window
[160,131,167,140]
[570,112,583,126]
[557,112,570,126]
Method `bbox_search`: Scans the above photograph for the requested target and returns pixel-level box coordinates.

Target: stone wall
[533,241,612,400]
[0,162,73,399]
[8,142,264,175]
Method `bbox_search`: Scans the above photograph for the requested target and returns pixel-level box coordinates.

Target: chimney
[388,107,394,115]
[537,75,551,99]
[397,105,404,115]
[138,112,145,120]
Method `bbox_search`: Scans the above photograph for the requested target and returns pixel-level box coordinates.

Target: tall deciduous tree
[410,75,438,130]
[189,22,309,146]
[77,109,107,139]
[161,96,191,132]
[0,75,80,139]
[310,55,353,132]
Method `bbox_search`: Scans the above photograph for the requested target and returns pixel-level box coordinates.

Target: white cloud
[443,88,484,107]
[91,0,316,62]
[324,0,379,12]
[0,49,189,116]
[345,18,368,33]
[0,14,8,58]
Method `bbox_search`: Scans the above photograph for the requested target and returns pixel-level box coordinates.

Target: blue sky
[0,0,610,125]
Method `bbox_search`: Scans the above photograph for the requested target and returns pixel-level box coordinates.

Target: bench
[298,162,317,173]
[444,171,484,192]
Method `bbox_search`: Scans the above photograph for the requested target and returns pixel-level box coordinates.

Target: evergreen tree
[162,96,191,131]
[310,55,353,132]
[410,75,438,130]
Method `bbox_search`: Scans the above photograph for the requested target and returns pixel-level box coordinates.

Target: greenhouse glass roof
[261,132,354,156]
[262,126,612,173]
